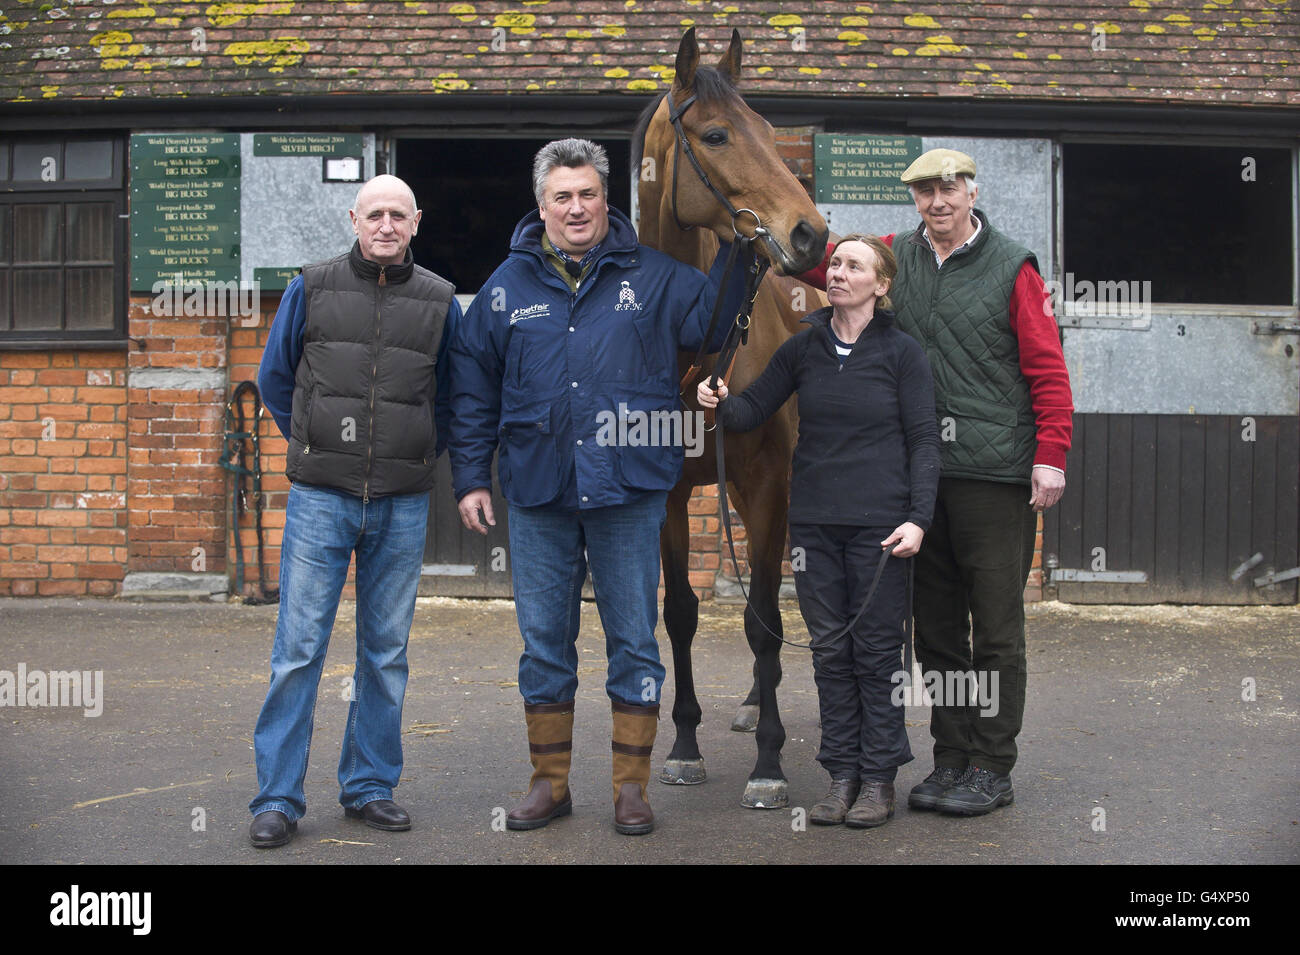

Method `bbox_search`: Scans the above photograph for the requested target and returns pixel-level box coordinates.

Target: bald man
[248,175,461,847]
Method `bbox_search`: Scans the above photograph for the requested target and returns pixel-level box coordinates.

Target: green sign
[130,134,241,288]
[253,133,364,157]
[814,134,923,204]
[253,267,301,292]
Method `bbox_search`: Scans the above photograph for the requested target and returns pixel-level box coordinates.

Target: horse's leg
[658,480,707,785]
[729,473,789,809]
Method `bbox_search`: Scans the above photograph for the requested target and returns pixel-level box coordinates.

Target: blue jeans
[250,482,428,821]
[508,492,668,706]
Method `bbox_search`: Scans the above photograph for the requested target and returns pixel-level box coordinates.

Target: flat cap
[900,148,977,184]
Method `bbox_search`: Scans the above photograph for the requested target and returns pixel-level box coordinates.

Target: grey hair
[909,175,979,200]
[532,138,610,203]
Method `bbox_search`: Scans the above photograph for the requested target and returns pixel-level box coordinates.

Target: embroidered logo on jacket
[510,303,550,325]
[614,281,643,311]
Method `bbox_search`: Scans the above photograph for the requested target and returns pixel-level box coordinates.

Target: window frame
[1055,135,1300,320]
[0,137,129,349]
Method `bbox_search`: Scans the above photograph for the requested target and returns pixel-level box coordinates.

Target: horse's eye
[702,129,728,147]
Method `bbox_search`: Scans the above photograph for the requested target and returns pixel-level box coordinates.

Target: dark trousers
[913,478,1036,776]
[791,523,912,783]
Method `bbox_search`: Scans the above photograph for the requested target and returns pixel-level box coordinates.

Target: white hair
[910,175,978,200]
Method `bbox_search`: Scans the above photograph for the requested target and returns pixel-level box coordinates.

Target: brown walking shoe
[809,778,860,826]
[845,781,895,828]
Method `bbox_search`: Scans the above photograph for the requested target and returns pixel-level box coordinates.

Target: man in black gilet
[248,175,460,847]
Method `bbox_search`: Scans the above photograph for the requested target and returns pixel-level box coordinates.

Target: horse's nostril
[791,220,821,256]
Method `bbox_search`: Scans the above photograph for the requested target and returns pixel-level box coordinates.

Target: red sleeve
[1007,262,1074,472]
[795,233,896,291]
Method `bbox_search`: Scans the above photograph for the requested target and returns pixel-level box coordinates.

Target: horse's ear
[674,26,699,91]
[718,28,742,84]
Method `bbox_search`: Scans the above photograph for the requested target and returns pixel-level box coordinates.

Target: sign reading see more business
[814,134,922,204]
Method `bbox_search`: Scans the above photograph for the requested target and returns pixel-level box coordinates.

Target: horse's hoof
[730,704,760,733]
[659,758,707,786]
[741,778,788,810]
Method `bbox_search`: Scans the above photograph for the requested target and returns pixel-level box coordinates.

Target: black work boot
[934,766,1014,815]
[907,765,966,811]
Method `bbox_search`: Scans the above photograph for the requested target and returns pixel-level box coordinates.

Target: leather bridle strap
[668,93,743,230]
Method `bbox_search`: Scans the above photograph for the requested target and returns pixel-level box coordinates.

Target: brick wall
[0,351,128,596]
[126,298,228,583]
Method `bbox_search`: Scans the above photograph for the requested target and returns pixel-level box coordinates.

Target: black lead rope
[218,381,279,606]
[712,407,914,675]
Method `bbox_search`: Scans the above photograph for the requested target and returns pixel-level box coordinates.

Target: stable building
[1,0,1296,604]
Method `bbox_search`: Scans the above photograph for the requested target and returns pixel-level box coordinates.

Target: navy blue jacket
[449,207,744,509]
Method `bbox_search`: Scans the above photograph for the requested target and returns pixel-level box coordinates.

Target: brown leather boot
[506,701,574,831]
[611,700,659,835]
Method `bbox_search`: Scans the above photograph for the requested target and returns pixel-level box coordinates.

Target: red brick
[35,475,87,493]
[79,459,126,474]
[38,580,86,595]
[0,353,51,368]
[37,511,87,527]
[77,563,124,580]
[37,545,89,563]
[35,369,91,386]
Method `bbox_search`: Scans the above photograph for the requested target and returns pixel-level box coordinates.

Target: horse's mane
[631,65,742,168]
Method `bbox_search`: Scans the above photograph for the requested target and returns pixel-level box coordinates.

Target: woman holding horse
[697,235,940,827]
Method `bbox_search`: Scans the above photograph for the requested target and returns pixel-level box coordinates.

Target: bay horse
[633,28,828,808]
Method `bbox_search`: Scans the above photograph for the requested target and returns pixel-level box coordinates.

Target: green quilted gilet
[892,211,1039,485]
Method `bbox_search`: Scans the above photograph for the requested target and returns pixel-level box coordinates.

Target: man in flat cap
[799,147,1073,815]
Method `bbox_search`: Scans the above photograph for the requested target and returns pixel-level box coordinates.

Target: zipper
[303,384,316,454]
[364,267,384,503]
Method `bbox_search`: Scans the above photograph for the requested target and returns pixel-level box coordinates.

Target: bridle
[668,92,771,413]
[665,90,913,665]
[667,91,770,242]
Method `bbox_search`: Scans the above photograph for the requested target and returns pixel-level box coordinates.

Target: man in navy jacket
[449,138,742,835]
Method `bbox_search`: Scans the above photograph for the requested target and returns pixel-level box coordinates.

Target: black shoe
[249,810,296,848]
[907,765,966,811]
[344,799,411,831]
[934,766,1014,816]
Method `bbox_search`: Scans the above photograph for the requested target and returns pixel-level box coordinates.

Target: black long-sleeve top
[719,307,940,529]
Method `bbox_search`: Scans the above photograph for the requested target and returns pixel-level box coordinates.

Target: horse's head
[641,28,828,276]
